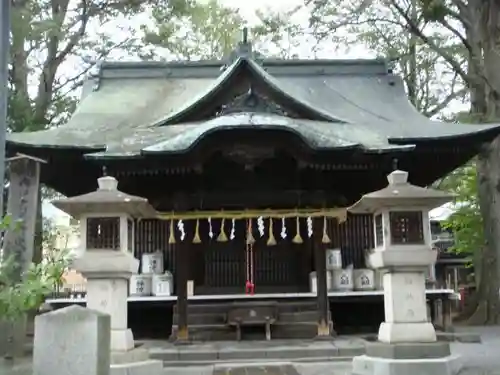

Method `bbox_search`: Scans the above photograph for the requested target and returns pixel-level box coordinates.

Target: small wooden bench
[226,302,278,341]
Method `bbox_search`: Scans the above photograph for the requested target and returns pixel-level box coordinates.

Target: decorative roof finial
[226,26,254,64]
[242,27,248,44]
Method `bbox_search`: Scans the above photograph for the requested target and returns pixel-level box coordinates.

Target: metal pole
[0,0,10,213]
[0,2,9,358]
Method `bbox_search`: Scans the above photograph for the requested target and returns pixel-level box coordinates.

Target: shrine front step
[172,310,330,326]
[173,300,318,315]
[147,339,365,365]
[171,299,332,341]
[171,322,323,341]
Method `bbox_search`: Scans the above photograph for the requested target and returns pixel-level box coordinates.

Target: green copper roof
[7,54,500,159]
[85,113,412,159]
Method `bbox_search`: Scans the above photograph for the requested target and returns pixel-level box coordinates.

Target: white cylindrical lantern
[129,274,152,296]
[332,268,354,291]
[326,249,342,269]
[353,269,375,291]
[153,271,173,296]
[141,251,164,274]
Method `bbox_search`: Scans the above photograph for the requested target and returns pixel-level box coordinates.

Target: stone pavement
[3,326,500,375]
[143,337,364,364]
[453,326,500,375]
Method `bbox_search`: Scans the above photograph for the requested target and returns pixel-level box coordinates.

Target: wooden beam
[149,190,351,211]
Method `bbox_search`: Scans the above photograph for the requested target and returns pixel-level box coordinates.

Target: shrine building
[6,35,500,341]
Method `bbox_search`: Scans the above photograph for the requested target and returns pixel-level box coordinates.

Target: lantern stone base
[111,328,135,352]
[110,347,163,375]
[364,341,451,359]
[110,360,163,375]
[352,353,462,375]
[378,322,437,343]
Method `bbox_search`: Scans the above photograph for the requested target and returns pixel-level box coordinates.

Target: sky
[44,0,447,223]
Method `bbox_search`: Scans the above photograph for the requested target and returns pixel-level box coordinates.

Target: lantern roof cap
[51,176,157,218]
[348,170,454,213]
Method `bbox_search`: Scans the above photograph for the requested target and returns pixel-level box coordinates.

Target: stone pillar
[379,271,436,343]
[33,305,111,375]
[0,154,44,359]
[74,251,138,352]
[73,251,139,351]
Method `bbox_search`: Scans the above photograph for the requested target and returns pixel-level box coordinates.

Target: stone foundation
[352,353,462,375]
[364,341,451,359]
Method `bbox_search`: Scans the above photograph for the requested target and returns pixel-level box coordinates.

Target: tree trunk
[470,155,500,324]
[464,0,500,325]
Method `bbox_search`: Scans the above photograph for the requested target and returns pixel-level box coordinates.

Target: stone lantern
[349,170,460,375]
[52,175,157,352]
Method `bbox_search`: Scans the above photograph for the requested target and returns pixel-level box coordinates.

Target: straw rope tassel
[168,219,176,244]
[192,219,201,243]
[292,216,303,244]
[267,217,277,246]
[322,216,331,244]
[217,218,228,242]
[246,218,255,245]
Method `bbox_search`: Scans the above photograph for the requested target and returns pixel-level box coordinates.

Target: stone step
[171,324,235,341]
[159,356,354,367]
[145,338,366,364]
[171,322,323,341]
[171,310,324,325]
[173,300,318,315]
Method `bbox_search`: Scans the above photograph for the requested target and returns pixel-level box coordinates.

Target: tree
[307,0,467,117]
[7,0,195,273]
[140,0,306,60]
[307,0,500,324]
[3,0,194,354]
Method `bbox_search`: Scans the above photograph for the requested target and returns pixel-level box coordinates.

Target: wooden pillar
[313,217,330,337]
[429,298,436,324]
[174,197,189,343]
[442,296,453,332]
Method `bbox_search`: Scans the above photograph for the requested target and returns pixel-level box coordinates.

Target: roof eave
[6,139,106,153]
[388,123,500,144]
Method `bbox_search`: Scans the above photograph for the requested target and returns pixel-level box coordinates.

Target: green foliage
[8,0,170,132]
[419,0,448,22]
[142,0,244,60]
[0,216,71,321]
[440,164,483,257]
[140,0,305,60]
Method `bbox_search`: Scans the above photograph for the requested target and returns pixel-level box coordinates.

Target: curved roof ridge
[150,57,350,127]
[137,112,413,156]
[148,57,245,126]
[245,59,349,123]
